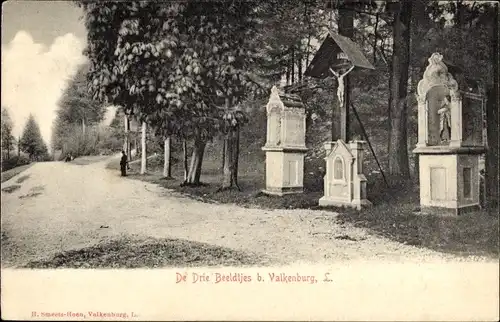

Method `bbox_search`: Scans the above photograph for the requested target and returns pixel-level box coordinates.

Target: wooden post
[338,0,354,142]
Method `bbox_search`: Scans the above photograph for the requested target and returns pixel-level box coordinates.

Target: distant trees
[52,63,106,157]
[20,114,48,161]
[1,107,16,159]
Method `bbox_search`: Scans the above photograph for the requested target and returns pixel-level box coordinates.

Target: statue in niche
[438,95,451,142]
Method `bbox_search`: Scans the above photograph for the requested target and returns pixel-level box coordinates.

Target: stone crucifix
[329,65,355,109]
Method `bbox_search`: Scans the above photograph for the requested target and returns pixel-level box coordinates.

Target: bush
[57,125,124,159]
[94,127,124,156]
[1,155,31,172]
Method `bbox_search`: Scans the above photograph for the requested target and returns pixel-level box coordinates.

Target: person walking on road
[120,150,128,176]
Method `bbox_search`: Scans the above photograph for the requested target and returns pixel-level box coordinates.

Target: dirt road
[0,157,490,267]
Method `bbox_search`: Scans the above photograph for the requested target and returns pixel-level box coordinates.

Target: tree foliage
[52,63,106,152]
[78,1,269,183]
[20,114,48,161]
[80,2,259,138]
[1,107,16,159]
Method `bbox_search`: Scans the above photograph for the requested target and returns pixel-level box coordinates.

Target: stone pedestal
[262,148,307,195]
[319,140,371,209]
[262,86,307,196]
[417,150,482,215]
[414,53,486,215]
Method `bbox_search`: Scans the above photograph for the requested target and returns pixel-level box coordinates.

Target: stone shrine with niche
[262,86,308,195]
[318,140,371,209]
[413,53,486,215]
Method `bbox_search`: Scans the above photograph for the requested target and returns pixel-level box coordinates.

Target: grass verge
[69,155,113,166]
[1,164,33,183]
[23,235,272,268]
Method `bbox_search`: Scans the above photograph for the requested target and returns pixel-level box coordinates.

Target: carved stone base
[318,197,372,210]
[263,150,306,197]
[420,204,481,216]
[418,154,481,212]
[261,186,304,196]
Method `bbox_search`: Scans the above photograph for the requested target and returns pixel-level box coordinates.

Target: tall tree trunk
[373,13,379,63]
[298,54,303,82]
[455,0,467,26]
[305,34,312,68]
[221,128,241,190]
[222,130,235,189]
[140,121,147,174]
[291,46,295,85]
[127,118,131,160]
[387,0,412,178]
[186,137,206,185]
[220,97,242,190]
[233,125,240,187]
[123,114,131,160]
[163,136,172,178]
[133,136,137,160]
[222,138,226,170]
[486,2,499,212]
[183,139,189,183]
[82,118,86,136]
[18,136,20,157]
[193,139,206,184]
[286,58,291,86]
[304,1,312,68]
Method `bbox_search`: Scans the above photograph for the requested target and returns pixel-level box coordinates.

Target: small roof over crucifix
[304,31,375,79]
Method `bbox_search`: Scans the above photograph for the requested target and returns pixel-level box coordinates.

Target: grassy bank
[23,235,271,269]
[1,164,33,183]
[69,155,113,166]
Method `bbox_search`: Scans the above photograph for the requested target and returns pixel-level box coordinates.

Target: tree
[387,0,412,178]
[220,104,249,190]
[52,63,106,153]
[79,1,264,186]
[163,136,172,178]
[1,107,15,159]
[485,2,499,211]
[20,114,48,161]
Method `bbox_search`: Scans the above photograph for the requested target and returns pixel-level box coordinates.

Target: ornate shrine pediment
[417,53,460,101]
[325,140,353,159]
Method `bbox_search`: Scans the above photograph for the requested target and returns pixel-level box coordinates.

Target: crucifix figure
[329,65,355,108]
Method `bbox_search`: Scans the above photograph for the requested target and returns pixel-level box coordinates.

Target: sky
[1,1,115,147]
